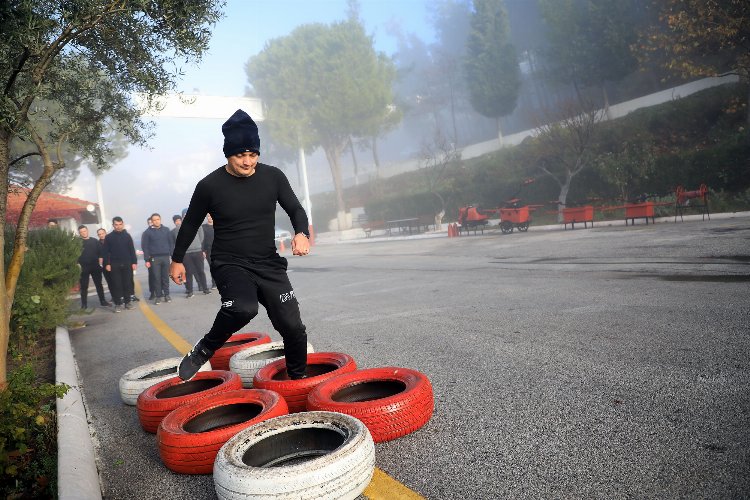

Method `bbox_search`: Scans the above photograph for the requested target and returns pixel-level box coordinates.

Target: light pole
[298,145,313,242]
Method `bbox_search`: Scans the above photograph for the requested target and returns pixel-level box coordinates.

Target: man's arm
[128,234,137,269]
[141,231,151,262]
[172,184,209,263]
[276,168,309,237]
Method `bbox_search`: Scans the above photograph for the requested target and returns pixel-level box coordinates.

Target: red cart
[499,204,531,234]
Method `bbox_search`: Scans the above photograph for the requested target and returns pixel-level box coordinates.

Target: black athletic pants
[184,251,208,293]
[79,264,106,308]
[109,262,134,305]
[201,256,307,378]
[147,264,156,296]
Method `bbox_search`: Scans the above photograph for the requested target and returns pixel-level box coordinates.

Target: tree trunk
[497,117,504,146]
[371,136,380,176]
[0,133,10,389]
[557,177,571,223]
[348,136,359,185]
[323,144,348,230]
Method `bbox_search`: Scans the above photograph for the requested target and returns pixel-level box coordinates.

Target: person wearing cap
[170,109,311,381]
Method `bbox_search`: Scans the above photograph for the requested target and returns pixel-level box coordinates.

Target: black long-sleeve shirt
[172,164,308,263]
[104,230,137,266]
[78,238,101,266]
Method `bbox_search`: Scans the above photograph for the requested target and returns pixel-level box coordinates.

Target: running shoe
[178,341,213,381]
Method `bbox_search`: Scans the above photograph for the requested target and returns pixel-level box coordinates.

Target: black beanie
[172,215,181,222]
[222,109,260,157]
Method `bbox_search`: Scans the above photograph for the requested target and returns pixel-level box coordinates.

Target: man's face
[226,151,259,177]
[113,220,125,232]
[207,214,213,224]
[78,227,89,239]
[174,218,182,227]
[151,216,161,228]
[97,229,106,240]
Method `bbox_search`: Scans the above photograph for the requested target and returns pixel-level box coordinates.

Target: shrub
[4,228,80,349]
[0,363,69,499]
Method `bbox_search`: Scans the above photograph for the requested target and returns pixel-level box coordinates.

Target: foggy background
[54,0,736,240]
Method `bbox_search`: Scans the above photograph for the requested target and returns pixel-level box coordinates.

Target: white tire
[118,357,211,405]
[229,341,314,388]
[214,411,375,500]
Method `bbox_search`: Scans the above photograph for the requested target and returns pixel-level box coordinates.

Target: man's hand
[292,233,310,256]
[170,261,186,285]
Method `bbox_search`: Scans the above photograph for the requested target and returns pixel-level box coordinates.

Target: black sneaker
[178,341,213,381]
[131,295,140,302]
[186,292,194,299]
[164,295,172,303]
[203,289,211,295]
[100,300,112,307]
[153,297,161,305]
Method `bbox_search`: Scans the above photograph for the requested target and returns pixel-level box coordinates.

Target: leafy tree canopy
[465,0,521,121]
[539,0,641,89]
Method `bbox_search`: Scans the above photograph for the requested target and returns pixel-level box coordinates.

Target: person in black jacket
[77,225,110,309]
[141,213,173,304]
[171,109,311,381]
[103,216,137,312]
[96,228,113,300]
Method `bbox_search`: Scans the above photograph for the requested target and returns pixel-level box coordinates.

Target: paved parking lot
[70,216,750,499]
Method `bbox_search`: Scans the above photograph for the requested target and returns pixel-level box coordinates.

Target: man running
[170,109,310,381]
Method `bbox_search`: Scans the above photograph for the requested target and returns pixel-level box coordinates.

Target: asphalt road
[70,216,750,499]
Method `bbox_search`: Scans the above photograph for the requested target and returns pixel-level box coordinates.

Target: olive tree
[0,0,223,388]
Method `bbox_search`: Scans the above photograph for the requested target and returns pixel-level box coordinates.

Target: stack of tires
[119,334,434,500]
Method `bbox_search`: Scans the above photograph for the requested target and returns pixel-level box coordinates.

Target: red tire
[253,352,357,413]
[211,332,271,371]
[156,389,288,474]
[306,367,434,442]
[136,370,242,433]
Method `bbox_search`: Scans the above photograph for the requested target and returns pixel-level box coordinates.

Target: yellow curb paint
[133,282,424,499]
[133,281,192,354]
[364,468,426,499]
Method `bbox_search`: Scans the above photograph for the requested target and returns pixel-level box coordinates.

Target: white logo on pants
[279,290,295,303]
[221,300,234,308]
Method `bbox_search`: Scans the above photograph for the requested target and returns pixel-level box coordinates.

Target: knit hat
[222,109,260,157]
[172,215,181,222]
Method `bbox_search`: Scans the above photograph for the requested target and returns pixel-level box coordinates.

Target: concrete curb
[56,326,102,500]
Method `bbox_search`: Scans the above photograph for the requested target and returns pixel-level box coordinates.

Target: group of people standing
[77,212,215,313]
[141,211,215,303]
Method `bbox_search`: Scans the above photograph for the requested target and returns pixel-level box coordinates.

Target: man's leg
[183,253,196,296]
[90,265,108,305]
[178,264,258,380]
[205,250,216,288]
[255,261,308,379]
[155,256,170,299]
[147,263,156,299]
[109,264,125,308]
[193,253,209,293]
[79,268,90,309]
